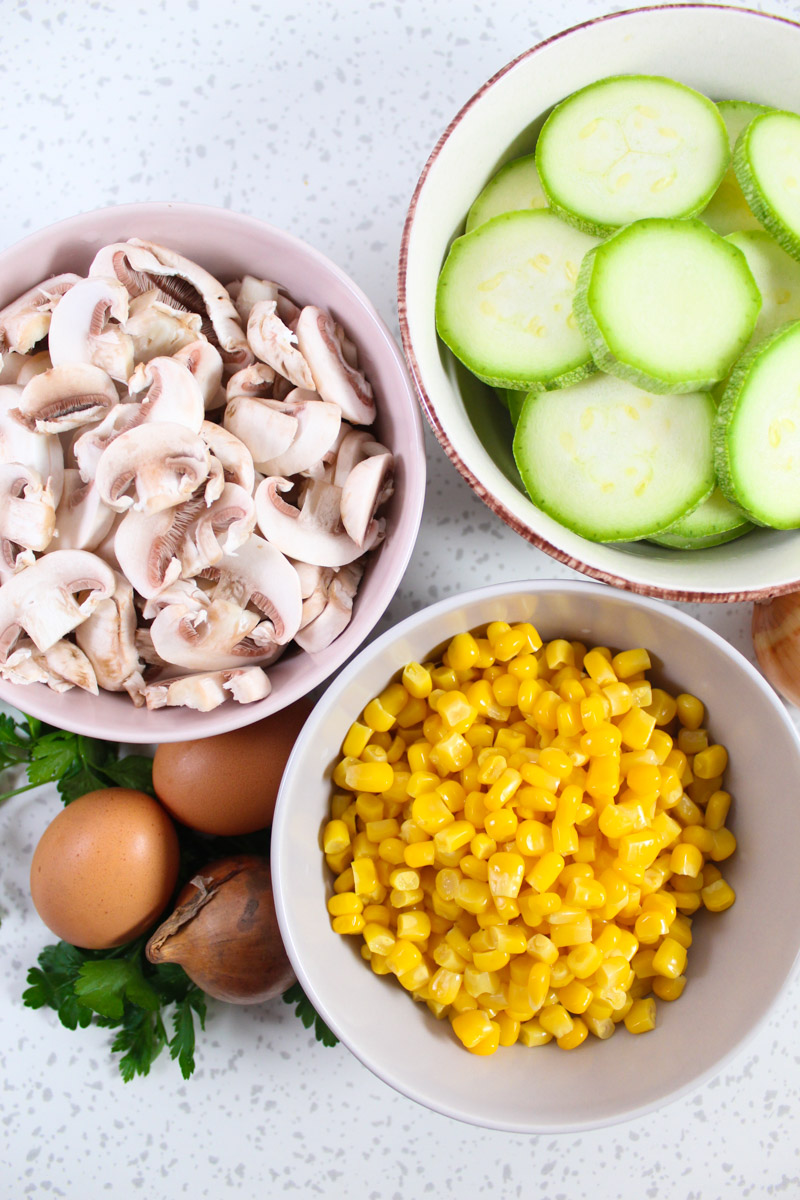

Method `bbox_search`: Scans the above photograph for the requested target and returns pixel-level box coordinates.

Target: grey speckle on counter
[2,1,800,1197]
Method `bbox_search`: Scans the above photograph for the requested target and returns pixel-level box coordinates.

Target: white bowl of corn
[272,579,800,1131]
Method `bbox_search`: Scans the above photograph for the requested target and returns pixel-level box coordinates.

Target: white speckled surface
[1,0,800,1195]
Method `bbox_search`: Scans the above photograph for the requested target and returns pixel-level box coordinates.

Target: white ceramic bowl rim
[273,577,800,1132]
[397,4,800,606]
[0,201,427,741]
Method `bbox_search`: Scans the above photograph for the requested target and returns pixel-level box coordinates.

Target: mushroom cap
[0,548,116,660]
[294,305,375,425]
[200,533,303,645]
[254,476,382,568]
[127,355,206,433]
[247,299,315,391]
[94,421,210,514]
[255,392,342,478]
[14,362,119,434]
[340,451,394,548]
[47,276,134,382]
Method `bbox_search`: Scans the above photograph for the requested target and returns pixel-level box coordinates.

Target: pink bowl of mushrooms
[0,202,425,742]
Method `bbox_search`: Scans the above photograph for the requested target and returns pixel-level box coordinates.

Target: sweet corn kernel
[618,707,657,750]
[447,633,481,672]
[345,761,394,793]
[652,974,686,1001]
[676,693,704,730]
[611,648,651,679]
[396,911,432,943]
[331,913,365,935]
[411,791,454,834]
[527,851,565,894]
[404,840,436,869]
[624,997,657,1034]
[322,819,351,855]
[652,936,687,979]
[539,1003,574,1038]
[701,877,736,912]
[670,842,704,878]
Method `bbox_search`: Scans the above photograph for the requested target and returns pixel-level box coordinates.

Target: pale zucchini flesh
[435,209,598,390]
[573,218,762,393]
[648,487,753,549]
[700,101,772,237]
[536,74,729,236]
[715,320,800,527]
[513,372,716,543]
[734,110,800,261]
[725,230,800,346]
[466,155,547,233]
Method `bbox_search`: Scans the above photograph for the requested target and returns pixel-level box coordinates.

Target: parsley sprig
[23,939,207,1080]
[0,711,155,805]
[3,706,338,1079]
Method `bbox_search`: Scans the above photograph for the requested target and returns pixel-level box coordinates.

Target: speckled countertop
[2,0,800,1195]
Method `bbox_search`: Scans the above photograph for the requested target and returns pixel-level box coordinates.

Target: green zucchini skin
[700,100,773,237]
[714,319,800,527]
[466,154,547,233]
[648,488,754,549]
[573,218,762,394]
[435,210,599,391]
[536,74,729,237]
[734,110,800,262]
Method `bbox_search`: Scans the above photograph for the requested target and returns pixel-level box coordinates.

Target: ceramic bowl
[0,202,426,742]
[398,4,800,603]
[273,579,800,1132]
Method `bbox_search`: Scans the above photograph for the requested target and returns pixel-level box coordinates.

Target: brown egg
[152,699,313,836]
[29,788,180,950]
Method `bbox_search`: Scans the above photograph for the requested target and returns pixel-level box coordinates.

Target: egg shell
[151,699,313,835]
[29,788,180,950]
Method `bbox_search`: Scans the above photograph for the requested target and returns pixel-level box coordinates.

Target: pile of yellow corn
[322,620,736,1056]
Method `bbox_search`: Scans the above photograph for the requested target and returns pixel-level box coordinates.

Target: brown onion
[145,854,295,1003]
[752,592,800,707]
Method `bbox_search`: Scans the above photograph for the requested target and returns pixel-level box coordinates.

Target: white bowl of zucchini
[399,4,800,602]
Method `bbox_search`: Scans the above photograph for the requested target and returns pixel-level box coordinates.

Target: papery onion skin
[145,853,294,1003]
[752,593,800,707]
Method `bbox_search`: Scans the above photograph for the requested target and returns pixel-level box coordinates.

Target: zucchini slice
[715,320,800,527]
[701,100,772,236]
[513,372,716,543]
[726,230,800,346]
[436,210,598,390]
[573,218,761,393]
[466,154,547,232]
[734,110,800,261]
[649,487,753,549]
[535,74,729,237]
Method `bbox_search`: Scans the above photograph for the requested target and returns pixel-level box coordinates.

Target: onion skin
[145,854,295,1004]
[752,593,800,707]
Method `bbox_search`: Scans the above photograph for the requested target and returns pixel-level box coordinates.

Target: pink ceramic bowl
[399,4,800,604]
[0,202,425,742]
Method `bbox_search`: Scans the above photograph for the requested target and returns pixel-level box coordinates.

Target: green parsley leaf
[110,1007,167,1082]
[102,754,156,796]
[169,989,207,1080]
[75,960,160,1019]
[282,982,338,1048]
[23,942,95,1030]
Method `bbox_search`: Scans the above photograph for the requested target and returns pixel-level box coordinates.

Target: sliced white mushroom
[149,597,270,670]
[247,299,315,390]
[227,276,279,326]
[91,240,252,369]
[74,571,146,702]
[123,289,204,363]
[294,563,362,653]
[254,476,382,567]
[0,549,116,661]
[0,638,99,693]
[198,533,303,646]
[141,577,211,621]
[47,276,134,383]
[13,363,119,434]
[340,452,394,548]
[94,421,210,514]
[91,511,125,572]
[331,427,390,487]
[174,340,224,410]
[15,351,53,386]
[295,305,375,425]
[256,391,341,477]
[0,273,80,354]
[127,356,205,432]
[223,393,297,465]
[142,665,272,711]
[200,420,255,493]
[71,403,142,482]
[0,386,64,506]
[225,362,276,402]
[0,463,56,555]
[115,482,256,598]
[48,469,116,553]
[294,563,335,628]
[0,351,28,385]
